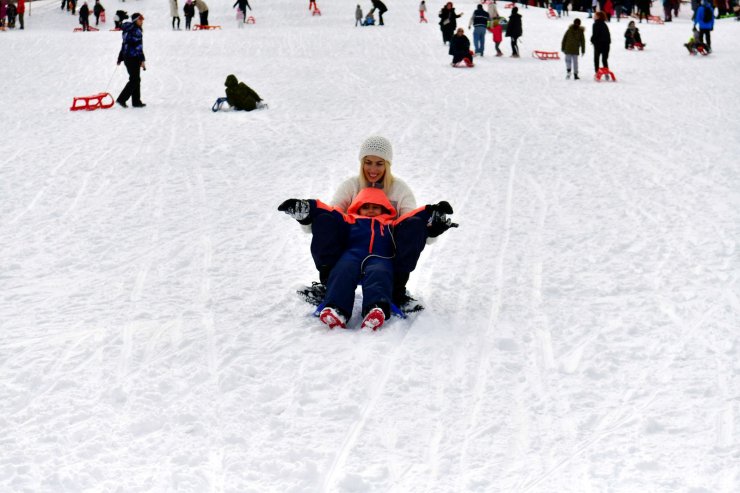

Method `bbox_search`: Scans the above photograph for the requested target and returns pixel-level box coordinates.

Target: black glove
[278,199,311,224]
[425,201,458,238]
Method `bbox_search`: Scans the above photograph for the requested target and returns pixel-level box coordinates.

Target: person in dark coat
[116,13,147,108]
[79,2,90,31]
[233,0,251,24]
[224,74,263,111]
[561,18,585,79]
[505,6,523,57]
[371,0,388,25]
[693,0,715,51]
[93,0,104,26]
[449,27,474,66]
[624,20,644,48]
[590,11,611,74]
[439,2,463,44]
[636,0,650,22]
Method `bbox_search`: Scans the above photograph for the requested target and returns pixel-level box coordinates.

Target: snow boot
[566,69,571,79]
[319,306,347,329]
[360,307,385,331]
[574,72,579,80]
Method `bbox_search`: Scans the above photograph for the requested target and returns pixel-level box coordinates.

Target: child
[684,28,707,54]
[419,0,427,23]
[224,74,265,111]
[279,189,456,330]
[363,9,375,26]
[490,18,504,56]
[355,4,362,26]
[624,20,644,49]
[183,0,195,30]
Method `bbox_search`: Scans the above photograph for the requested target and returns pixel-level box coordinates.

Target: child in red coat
[490,18,504,56]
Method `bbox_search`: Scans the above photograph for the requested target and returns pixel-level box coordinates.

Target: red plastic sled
[73,26,100,32]
[70,92,115,111]
[193,24,222,30]
[312,8,322,16]
[547,8,557,18]
[532,50,560,60]
[594,67,617,82]
[648,15,664,24]
[246,16,256,24]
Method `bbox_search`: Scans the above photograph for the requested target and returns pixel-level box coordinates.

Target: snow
[1,0,739,491]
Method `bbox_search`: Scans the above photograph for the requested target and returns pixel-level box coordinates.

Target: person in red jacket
[17,0,26,30]
[279,188,456,330]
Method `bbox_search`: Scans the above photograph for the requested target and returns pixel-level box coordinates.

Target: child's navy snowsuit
[307,188,428,321]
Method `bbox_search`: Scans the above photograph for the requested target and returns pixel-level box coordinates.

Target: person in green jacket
[561,18,585,80]
[224,74,263,111]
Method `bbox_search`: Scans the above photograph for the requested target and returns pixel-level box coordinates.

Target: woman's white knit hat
[358,136,393,163]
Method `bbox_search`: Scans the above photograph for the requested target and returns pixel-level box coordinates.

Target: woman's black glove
[278,199,312,224]
[425,201,459,237]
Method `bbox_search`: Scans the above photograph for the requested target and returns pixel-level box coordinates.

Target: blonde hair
[358,158,395,190]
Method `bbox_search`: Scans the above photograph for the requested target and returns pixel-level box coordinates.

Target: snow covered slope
[1,1,739,491]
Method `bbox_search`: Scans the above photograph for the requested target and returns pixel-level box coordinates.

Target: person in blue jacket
[693,0,715,52]
[279,188,456,330]
[116,13,146,108]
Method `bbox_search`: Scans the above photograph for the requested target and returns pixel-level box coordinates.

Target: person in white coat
[169,0,180,29]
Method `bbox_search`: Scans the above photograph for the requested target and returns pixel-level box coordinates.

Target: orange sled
[70,92,115,111]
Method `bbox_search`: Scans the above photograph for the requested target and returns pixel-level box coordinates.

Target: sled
[627,42,645,50]
[313,300,408,322]
[212,97,268,112]
[546,8,557,18]
[504,2,515,8]
[312,8,322,16]
[246,16,256,24]
[70,92,115,111]
[594,67,617,82]
[110,27,121,31]
[647,15,664,24]
[532,50,560,60]
[193,24,222,30]
[73,26,100,32]
[695,45,709,55]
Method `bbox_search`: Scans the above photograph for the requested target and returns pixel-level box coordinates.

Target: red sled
[695,45,709,55]
[504,2,515,8]
[648,15,664,24]
[453,51,475,67]
[193,24,222,30]
[312,8,322,16]
[546,8,557,18]
[594,67,617,82]
[627,42,645,50]
[70,92,115,111]
[532,50,560,60]
[246,16,256,24]
[73,26,100,32]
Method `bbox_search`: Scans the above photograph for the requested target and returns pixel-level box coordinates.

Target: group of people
[0,0,25,29]
[354,0,389,26]
[75,0,105,31]
[439,2,522,66]
[279,136,458,331]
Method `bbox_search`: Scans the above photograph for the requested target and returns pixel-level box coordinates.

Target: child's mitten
[278,199,311,223]
[425,201,459,237]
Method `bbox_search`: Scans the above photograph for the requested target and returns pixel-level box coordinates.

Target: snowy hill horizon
[2,0,739,492]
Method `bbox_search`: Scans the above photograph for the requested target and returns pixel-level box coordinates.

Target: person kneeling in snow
[279,188,457,331]
[450,27,474,66]
[224,74,265,111]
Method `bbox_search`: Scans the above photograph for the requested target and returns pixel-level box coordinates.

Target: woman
[439,2,463,45]
[299,136,443,311]
[591,11,611,75]
[505,6,523,57]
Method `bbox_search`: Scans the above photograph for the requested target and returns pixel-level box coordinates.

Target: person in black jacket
[116,13,147,108]
[439,2,463,44]
[183,0,195,30]
[93,0,104,26]
[505,6,523,57]
[591,11,611,74]
[449,27,474,66]
[79,2,91,31]
[233,0,251,24]
[371,0,388,25]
